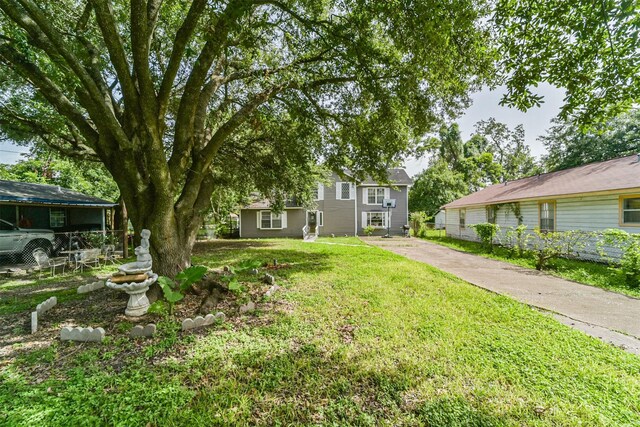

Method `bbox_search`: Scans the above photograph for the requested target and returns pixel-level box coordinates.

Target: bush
[597,229,640,287]
[363,225,376,236]
[470,223,499,252]
[530,229,589,270]
[501,224,530,258]
[410,212,429,235]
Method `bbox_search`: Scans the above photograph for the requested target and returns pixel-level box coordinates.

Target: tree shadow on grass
[169,339,512,426]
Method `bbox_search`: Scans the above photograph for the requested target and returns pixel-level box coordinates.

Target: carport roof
[0,180,116,207]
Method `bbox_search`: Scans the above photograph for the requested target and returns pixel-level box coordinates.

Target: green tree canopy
[0,153,119,201]
[494,0,640,124]
[0,0,495,275]
[541,108,640,171]
[408,160,466,216]
[410,119,539,215]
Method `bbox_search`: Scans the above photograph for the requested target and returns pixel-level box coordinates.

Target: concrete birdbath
[106,229,158,317]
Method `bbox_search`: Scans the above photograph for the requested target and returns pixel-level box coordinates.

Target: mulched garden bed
[0,269,288,383]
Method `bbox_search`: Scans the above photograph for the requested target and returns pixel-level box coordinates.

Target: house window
[459,208,466,228]
[366,212,387,228]
[621,196,640,225]
[539,201,555,232]
[313,184,324,201]
[318,211,323,226]
[367,188,386,205]
[336,182,354,200]
[49,208,66,228]
[487,205,497,224]
[259,211,283,229]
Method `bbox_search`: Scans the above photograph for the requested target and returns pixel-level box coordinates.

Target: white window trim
[318,211,324,226]
[621,196,640,225]
[336,182,355,200]
[363,211,388,229]
[314,184,324,201]
[257,210,286,230]
[459,208,466,229]
[363,187,390,205]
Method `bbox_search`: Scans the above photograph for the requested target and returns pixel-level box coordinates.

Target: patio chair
[76,248,102,272]
[102,244,118,266]
[32,248,67,279]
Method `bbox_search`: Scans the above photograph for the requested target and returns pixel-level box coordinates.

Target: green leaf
[235,259,262,272]
[227,279,242,292]
[176,265,208,291]
[147,301,168,315]
[158,276,184,304]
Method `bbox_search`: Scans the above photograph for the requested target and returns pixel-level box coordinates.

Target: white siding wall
[445,194,639,262]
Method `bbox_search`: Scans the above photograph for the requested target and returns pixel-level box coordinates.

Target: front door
[307,211,317,234]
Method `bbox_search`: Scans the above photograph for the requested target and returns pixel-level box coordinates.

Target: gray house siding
[357,186,409,236]
[240,208,306,238]
[240,169,411,238]
[315,176,357,236]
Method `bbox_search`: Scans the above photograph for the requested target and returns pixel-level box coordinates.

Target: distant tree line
[410,108,640,217]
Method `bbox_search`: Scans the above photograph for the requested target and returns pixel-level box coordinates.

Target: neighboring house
[239,169,412,239]
[433,210,446,229]
[442,154,640,259]
[0,180,116,233]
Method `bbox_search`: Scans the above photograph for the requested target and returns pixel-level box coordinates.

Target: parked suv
[0,219,56,263]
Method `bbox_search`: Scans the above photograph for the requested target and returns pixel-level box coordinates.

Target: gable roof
[346,168,413,186]
[0,180,116,207]
[443,154,640,209]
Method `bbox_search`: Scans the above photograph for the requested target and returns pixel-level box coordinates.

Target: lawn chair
[76,248,102,272]
[33,248,67,279]
[102,244,118,266]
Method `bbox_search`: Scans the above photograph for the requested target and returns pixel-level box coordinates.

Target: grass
[2,238,640,426]
[420,229,640,299]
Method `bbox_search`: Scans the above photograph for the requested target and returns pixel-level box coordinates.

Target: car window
[0,220,16,231]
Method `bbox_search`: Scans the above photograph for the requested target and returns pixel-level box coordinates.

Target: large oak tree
[0,0,494,275]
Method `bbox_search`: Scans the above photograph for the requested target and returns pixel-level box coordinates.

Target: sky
[0,83,565,173]
[404,83,565,176]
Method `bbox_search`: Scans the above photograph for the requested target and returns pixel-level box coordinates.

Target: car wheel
[22,240,52,265]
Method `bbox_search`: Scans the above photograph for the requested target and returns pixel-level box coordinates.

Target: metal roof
[443,154,640,209]
[0,180,116,207]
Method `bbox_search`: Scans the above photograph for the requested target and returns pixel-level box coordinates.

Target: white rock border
[31,296,57,334]
[36,296,57,315]
[60,326,105,342]
[239,301,256,314]
[77,281,105,294]
[181,312,225,331]
[130,323,157,338]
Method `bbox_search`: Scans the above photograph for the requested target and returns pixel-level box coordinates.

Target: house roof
[443,154,640,209]
[244,198,303,210]
[0,180,116,207]
[359,168,413,186]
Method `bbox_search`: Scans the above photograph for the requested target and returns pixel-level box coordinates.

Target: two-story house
[239,169,412,238]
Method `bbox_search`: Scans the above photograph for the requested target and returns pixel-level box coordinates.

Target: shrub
[530,229,589,270]
[470,223,500,252]
[501,224,530,258]
[363,225,375,236]
[149,265,208,315]
[597,229,640,287]
[409,212,429,235]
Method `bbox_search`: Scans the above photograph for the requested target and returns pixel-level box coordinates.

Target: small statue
[118,229,153,274]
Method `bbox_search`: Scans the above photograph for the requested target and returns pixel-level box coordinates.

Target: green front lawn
[1,239,639,426]
[420,230,640,299]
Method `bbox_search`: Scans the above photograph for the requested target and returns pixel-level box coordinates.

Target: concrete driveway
[365,236,640,355]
